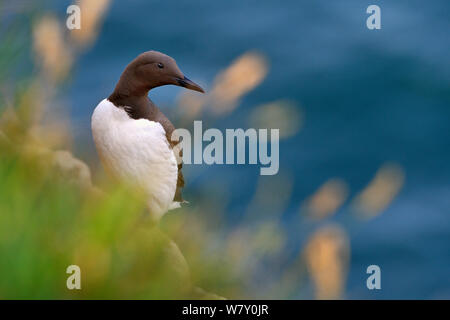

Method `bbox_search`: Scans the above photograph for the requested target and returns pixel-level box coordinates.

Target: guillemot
[91,51,204,220]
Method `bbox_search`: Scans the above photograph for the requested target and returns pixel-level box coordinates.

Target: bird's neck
[109,76,150,102]
[108,80,158,121]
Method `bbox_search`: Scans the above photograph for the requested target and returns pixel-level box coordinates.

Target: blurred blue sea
[59,0,449,298]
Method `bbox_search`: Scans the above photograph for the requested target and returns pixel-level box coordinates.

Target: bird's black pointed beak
[176,76,205,93]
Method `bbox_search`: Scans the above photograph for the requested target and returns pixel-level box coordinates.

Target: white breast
[91,99,179,219]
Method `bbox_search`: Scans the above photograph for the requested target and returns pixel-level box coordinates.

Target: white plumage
[91,99,180,220]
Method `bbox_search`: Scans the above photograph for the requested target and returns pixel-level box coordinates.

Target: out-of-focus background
[0,0,449,299]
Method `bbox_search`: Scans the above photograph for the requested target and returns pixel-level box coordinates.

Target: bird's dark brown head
[113,51,205,97]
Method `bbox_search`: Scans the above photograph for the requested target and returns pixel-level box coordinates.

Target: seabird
[91,51,204,220]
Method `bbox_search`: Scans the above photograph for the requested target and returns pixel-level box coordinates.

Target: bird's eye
[157,63,164,69]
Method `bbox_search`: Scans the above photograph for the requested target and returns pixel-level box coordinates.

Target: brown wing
[173,163,185,202]
[153,108,185,202]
